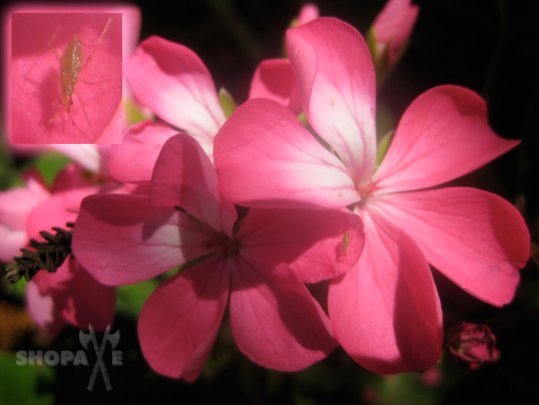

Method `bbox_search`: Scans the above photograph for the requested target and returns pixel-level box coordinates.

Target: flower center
[220,237,241,256]
[355,180,378,203]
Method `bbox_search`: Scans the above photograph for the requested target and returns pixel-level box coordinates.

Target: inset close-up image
[9,10,122,144]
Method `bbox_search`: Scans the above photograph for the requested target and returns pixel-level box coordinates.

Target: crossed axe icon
[79,325,120,391]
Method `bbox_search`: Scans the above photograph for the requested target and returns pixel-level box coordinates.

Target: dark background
[1,0,539,404]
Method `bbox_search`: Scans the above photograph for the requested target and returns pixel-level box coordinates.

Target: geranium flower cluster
[1,1,529,381]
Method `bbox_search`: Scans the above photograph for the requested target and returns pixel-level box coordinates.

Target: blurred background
[1,0,538,403]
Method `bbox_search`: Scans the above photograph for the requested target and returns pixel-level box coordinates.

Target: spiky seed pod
[3,223,74,284]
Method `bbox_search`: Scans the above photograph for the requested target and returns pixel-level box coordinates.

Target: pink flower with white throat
[214,18,530,373]
[73,133,364,380]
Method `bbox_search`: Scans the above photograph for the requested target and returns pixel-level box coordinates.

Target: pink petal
[49,144,102,173]
[117,5,141,58]
[59,260,115,330]
[373,187,530,306]
[229,257,336,371]
[31,258,115,331]
[50,164,96,193]
[95,102,125,145]
[138,256,229,381]
[0,182,49,261]
[22,171,49,191]
[30,256,74,296]
[373,86,520,193]
[0,182,49,231]
[0,228,27,263]
[151,133,235,234]
[26,187,96,241]
[72,194,213,285]
[124,36,226,157]
[107,121,178,184]
[329,210,442,373]
[287,17,377,183]
[26,280,65,337]
[249,59,301,115]
[10,13,123,144]
[372,0,420,66]
[238,208,364,283]
[214,98,358,209]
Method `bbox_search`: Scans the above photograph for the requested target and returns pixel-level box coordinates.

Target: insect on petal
[10,10,123,144]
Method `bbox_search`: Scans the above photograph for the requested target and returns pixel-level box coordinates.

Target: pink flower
[214,18,530,373]
[0,166,115,335]
[448,322,501,370]
[73,133,364,380]
[369,0,419,75]
[123,36,227,160]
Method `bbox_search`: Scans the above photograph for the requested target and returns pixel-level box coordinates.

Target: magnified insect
[10,12,123,144]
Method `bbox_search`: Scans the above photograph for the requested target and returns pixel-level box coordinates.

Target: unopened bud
[448,322,500,370]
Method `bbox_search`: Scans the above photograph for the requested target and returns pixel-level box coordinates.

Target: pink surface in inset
[10,11,122,144]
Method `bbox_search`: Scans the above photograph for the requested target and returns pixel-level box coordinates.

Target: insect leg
[80,17,113,71]
[46,26,63,60]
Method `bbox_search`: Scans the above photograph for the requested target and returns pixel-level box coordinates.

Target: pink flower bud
[369,0,419,79]
[420,366,442,387]
[449,322,501,370]
[296,3,319,26]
